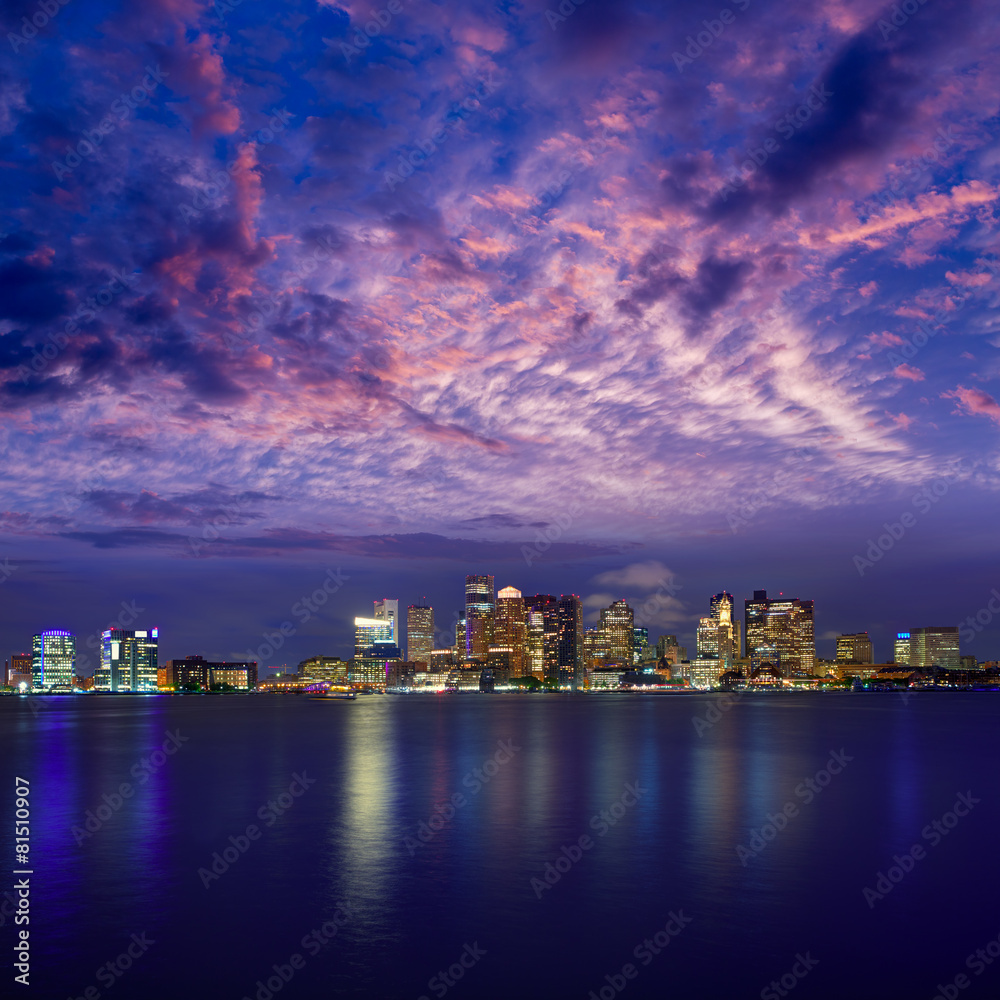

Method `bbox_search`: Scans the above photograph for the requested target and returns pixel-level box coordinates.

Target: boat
[308,690,357,701]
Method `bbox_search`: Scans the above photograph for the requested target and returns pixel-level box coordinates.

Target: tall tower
[495,587,527,677]
[894,632,911,665]
[374,599,400,645]
[557,595,583,682]
[698,592,735,667]
[523,594,559,680]
[526,611,545,677]
[910,627,959,670]
[406,605,435,664]
[600,600,634,666]
[464,575,495,662]
[31,630,75,690]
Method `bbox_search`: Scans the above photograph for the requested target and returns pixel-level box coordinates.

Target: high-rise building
[744,590,815,677]
[696,592,736,668]
[910,627,960,670]
[464,575,495,662]
[355,616,395,656]
[526,610,545,677]
[406,605,435,664]
[600,600,634,666]
[894,632,911,665]
[495,587,527,677]
[374,599,400,644]
[557,595,583,683]
[632,626,649,664]
[523,594,560,680]
[31,630,75,690]
[582,627,608,669]
[836,632,874,664]
[94,629,159,692]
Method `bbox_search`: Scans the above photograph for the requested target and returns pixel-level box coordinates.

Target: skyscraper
[744,590,815,677]
[836,632,874,664]
[526,610,545,677]
[698,592,736,668]
[464,575,495,662]
[600,600,634,666]
[523,594,559,680]
[354,616,395,656]
[31,630,75,690]
[495,587,527,677]
[910,627,960,670]
[94,629,159,692]
[556,595,583,683]
[374,599,400,644]
[406,604,435,664]
[894,632,912,665]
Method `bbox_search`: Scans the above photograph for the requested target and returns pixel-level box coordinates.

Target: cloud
[943,386,1000,425]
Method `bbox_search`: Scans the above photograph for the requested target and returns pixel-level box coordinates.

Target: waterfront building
[31,629,76,690]
[744,590,815,677]
[495,587,528,677]
[406,605,435,664]
[465,575,495,661]
[94,629,159,692]
[836,632,874,664]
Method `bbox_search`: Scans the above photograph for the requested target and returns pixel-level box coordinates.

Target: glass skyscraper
[464,575,495,662]
[95,629,159,692]
[31,629,75,690]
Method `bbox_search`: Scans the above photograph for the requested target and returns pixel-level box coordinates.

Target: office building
[94,629,159,692]
[600,600,635,666]
[836,632,874,665]
[894,632,911,665]
[297,656,348,684]
[31,630,76,690]
[160,655,257,691]
[526,610,545,677]
[524,594,560,680]
[910,626,960,670]
[557,595,583,682]
[354,616,394,657]
[7,652,31,687]
[697,592,736,669]
[464,575,495,662]
[373,599,400,644]
[495,587,527,677]
[744,590,815,677]
[406,605,435,664]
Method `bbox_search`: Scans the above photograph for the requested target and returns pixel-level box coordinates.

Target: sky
[1,0,999,672]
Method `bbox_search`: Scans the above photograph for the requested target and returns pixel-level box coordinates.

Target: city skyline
[7,573,996,681]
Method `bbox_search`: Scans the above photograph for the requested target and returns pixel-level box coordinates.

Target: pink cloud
[893,364,926,382]
[943,386,1000,425]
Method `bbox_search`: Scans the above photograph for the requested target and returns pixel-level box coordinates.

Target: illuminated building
[161,655,257,691]
[31,629,76,690]
[373,598,400,644]
[557,595,582,683]
[744,590,815,677]
[894,632,911,665]
[495,587,527,677]
[582,627,607,669]
[836,632,874,664]
[632,626,649,664]
[406,605,435,664]
[656,635,686,664]
[465,575,495,661]
[7,652,31,687]
[910,626,960,670]
[526,611,545,677]
[690,658,727,690]
[523,594,559,679]
[297,656,348,684]
[600,600,634,666]
[354,616,394,656]
[94,629,158,692]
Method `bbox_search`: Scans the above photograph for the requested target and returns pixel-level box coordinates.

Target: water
[3,692,998,999]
